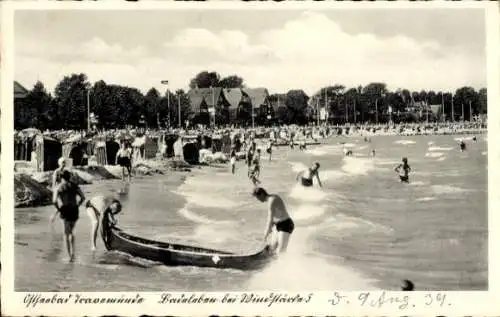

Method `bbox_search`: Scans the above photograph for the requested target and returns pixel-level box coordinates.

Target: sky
[14,8,487,96]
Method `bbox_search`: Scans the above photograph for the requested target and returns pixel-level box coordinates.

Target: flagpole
[212,87,215,128]
[441,92,444,122]
[461,101,464,122]
[317,97,320,126]
[353,98,356,124]
[345,97,348,123]
[451,93,454,122]
[469,100,472,122]
[426,99,428,123]
[161,80,170,129]
[178,94,181,128]
[87,88,91,131]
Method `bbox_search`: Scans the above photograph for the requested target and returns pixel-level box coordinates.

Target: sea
[14,134,488,291]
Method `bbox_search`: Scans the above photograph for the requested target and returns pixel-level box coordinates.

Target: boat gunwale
[110,226,269,259]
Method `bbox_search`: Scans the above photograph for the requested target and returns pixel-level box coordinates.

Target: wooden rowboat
[100,212,275,271]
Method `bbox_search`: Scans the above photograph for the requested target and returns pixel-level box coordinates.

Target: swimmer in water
[296,162,323,188]
[371,149,376,158]
[394,157,411,183]
[252,187,294,254]
[459,140,466,152]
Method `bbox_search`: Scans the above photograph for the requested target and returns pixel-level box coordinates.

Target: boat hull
[101,212,274,271]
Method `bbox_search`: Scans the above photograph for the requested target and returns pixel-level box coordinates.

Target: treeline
[14,71,487,130]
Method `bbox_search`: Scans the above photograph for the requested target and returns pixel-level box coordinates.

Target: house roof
[14,81,29,99]
[223,88,243,110]
[242,88,269,108]
[429,104,442,116]
[187,87,223,112]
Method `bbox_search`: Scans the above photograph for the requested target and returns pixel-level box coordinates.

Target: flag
[161,80,169,85]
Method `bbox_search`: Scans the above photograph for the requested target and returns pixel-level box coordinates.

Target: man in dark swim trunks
[296,162,323,188]
[252,187,294,254]
[51,170,86,262]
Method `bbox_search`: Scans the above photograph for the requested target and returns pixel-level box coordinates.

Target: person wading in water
[246,141,256,177]
[252,187,294,254]
[51,170,86,262]
[296,162,323,188]
[85,195,123,251]
[249,148,262,185]
[52,157,67,189]
[394,157,411,183]
[266,140,273,161]
[116,142,132,181]
[230,148,237,174]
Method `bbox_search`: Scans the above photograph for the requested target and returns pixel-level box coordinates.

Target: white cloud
[15,11,486,96]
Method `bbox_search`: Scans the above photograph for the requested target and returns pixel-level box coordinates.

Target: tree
[53,73,90,130]
[478,88,487,114]
[454,87,479,121]
[144,88,161,128]
[17,81,54,130]
[219,75,245,89]
[284,89,309,124]
[189,71,220,89]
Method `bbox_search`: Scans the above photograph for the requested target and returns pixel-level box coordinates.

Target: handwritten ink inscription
[328,291,449,310]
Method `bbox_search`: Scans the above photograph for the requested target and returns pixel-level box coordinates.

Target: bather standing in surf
[116,142,132,181]
[395,157,411,183]
[249,149,262,185]
[85,195,123,251]
[52,157,67,189]
[252,187,294,254]
[296,162,323,188]
[50,170,86,262]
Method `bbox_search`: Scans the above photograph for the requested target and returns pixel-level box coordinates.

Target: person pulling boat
[85,195,123,251]
[296,162,323,188]
[252,187,294,254]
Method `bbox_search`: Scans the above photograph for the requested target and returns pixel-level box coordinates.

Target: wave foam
[416,197,436,202]
[178,207,234,224]
[425,152,445,158]
[291,204,328,222]
[289,162,309,173]
[431,185,469,195]
[428,146,453,151]
[409,181,426,186]
[246,230,379,291]
[288,184,328,202]
[341,157,375,175]
[394,140,416,145]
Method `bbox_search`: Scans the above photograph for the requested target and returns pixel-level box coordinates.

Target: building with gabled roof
[14,81,29,99]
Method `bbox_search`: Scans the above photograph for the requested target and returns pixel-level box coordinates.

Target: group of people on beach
[49,140,134,262]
